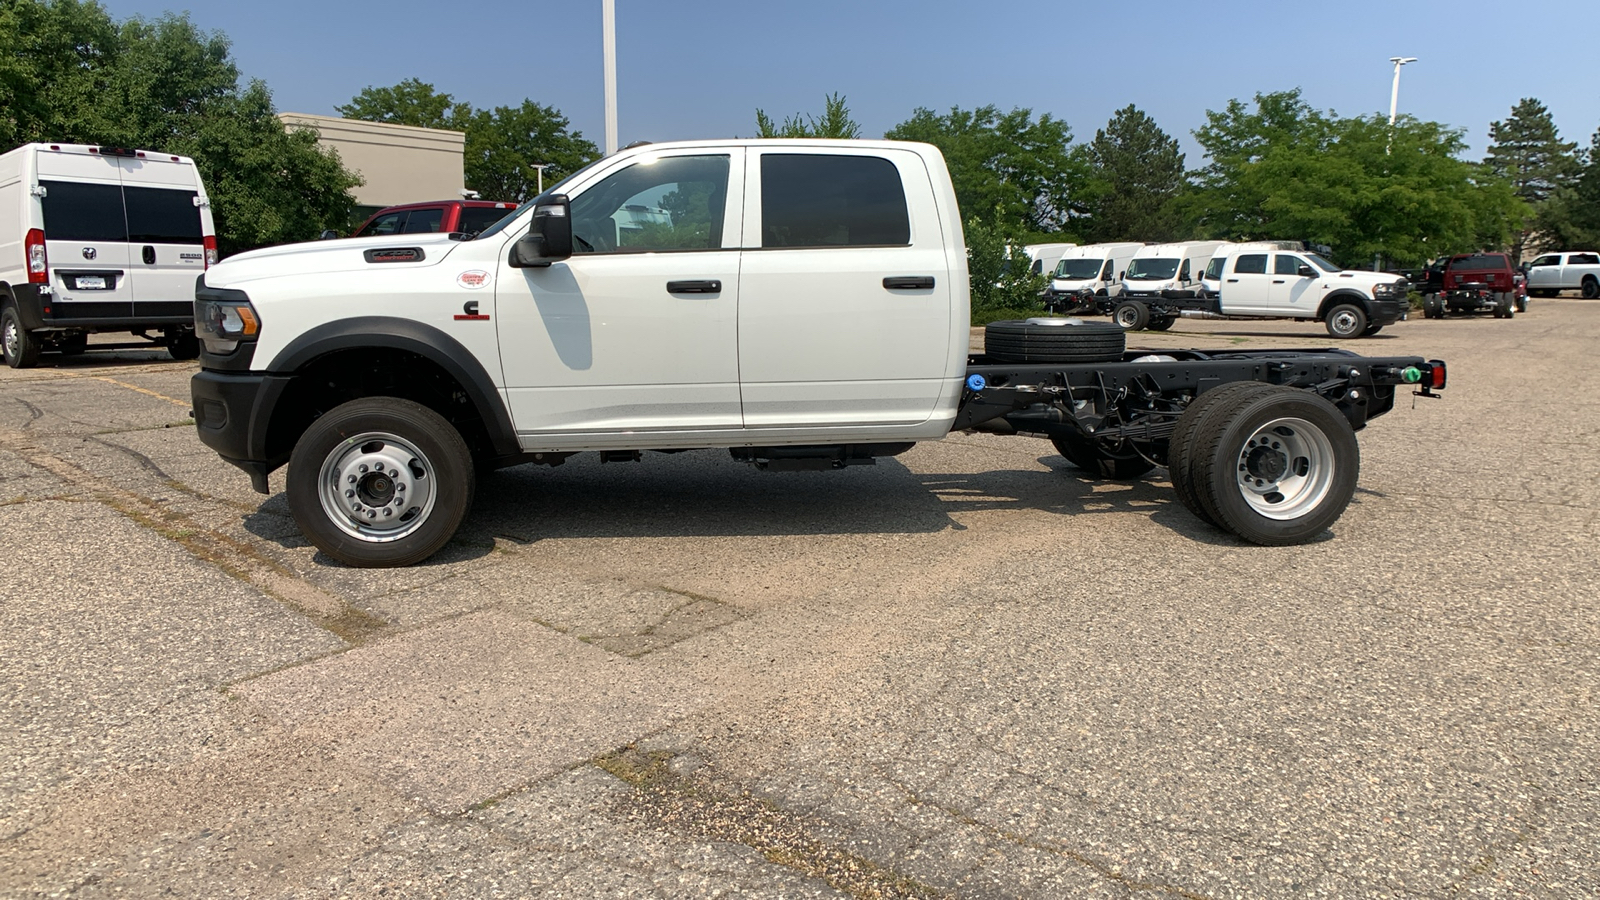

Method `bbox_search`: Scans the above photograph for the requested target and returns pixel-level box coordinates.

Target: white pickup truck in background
[189,139,1446,567]
[1525,251,1600,299]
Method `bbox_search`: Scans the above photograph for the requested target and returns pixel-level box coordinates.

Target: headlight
[195,294,260,354]
[1371,282,1399,298]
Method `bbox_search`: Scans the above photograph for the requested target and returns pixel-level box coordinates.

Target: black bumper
[9,287,194,330]
[1368,297,1408,325]
[191,369,293,493]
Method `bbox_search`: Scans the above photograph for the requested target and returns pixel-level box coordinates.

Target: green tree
[1484,98,1581,258]
[1079,104,1187,242]
[0,0,360,255]
[1539,126,1600,249]
[334,78,470,130]
[460,101,599,202]
[1189,89,1335,239]
[885,105,1083,233]
[754,92,862,139]
[964,215,1047,321]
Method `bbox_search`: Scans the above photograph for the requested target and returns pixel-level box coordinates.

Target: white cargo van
[1199,241,1302,297]
[1042,242,1143,313]
[1114,242,1223,328]
[1021,242,1077,277]
[0,142,216,367]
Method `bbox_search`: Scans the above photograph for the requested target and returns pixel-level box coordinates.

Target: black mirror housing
[508,194,573,268]
[319,229,340,240]
[1298,265,1315,277]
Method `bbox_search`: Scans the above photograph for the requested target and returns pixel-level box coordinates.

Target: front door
[736,148,952,427]
[1268,253,1319,314]
[1526,254,1560,291]
[495,150,745,440]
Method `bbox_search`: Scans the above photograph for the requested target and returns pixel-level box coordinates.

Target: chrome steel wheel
[317,431,438,543]
[1234,416,1336,520]
[1327,307,1362,338]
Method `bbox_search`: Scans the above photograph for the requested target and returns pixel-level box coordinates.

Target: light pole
[602,0,617,155]
[531,163,550,195]
[1388,56,1417,126]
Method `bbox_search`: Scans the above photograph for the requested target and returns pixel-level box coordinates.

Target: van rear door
[117,155,209,323]
[35,150,136,322]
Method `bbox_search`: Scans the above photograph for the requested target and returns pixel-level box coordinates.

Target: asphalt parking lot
[2,299,1597,898]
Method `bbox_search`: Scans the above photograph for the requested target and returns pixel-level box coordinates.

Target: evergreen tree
[1080,105,1187,242]
[1484,98,1581,258]
[1539,126,1600,250]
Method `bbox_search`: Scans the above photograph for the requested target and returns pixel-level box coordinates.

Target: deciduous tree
[754,92,861,139]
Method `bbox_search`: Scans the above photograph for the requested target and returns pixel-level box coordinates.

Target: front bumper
[191,369,292,493]
[1368,297,1408,325]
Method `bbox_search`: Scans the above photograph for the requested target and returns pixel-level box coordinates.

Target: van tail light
[25,229,48,284]
[203,235,218,268]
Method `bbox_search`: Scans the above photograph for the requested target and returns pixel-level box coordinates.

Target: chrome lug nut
[359,464,369,474]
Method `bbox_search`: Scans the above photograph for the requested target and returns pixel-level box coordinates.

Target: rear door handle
[1226,278,1239,283]
[666,280,721,294]
[1272,279,1285,284]
[883,276,935,290]
[142,245,156,265]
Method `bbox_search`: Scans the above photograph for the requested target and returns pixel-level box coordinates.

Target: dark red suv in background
[350,199,518,238]
[1419,252,1526,319]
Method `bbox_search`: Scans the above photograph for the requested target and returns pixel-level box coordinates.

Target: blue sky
[104,0,1600,162]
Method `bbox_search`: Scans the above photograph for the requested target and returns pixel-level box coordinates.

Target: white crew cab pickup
[1525,251,1600,299]
[191,139,1446,566]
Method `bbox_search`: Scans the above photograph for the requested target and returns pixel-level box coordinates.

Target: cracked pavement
[1,302,1597,898]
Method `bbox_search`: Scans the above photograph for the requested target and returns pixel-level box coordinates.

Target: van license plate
[75,276,107,290]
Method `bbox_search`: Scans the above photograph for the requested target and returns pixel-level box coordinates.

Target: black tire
[1147,316,1176,331]
[168,330,200,360]
[1324,303,1368,339]
[1582,277,1599,300]
[1361,323,1383,337]
[1167,382,1281,527]
[1188,386,1359,545]
[51,331,89,356]
[286,397,475,567]
[1421,296,1441,319]
[2,307,42,369]
[983,318,1125,364]
[1515,293,1527,313]
[1112,300,1150,331]
[1051,435,1156,480]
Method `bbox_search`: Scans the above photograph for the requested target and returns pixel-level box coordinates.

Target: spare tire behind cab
[984,318,1126,364]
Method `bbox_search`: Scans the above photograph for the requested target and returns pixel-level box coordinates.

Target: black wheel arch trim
[1,283,48,330]
[268,317,521,459]
[1316,290,1377,320]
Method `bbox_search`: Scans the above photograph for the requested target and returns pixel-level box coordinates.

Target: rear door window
[400,207,445,234]
[1570,253,1600,265]
[760,154,910,248]
[123,186,203,244]
[40,180,127,242]
[1233,254,1268,275]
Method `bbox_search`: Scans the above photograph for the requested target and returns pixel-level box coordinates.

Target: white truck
[1040,242,1143,313]
[189,139,1446,567]
[1198,241,1302,298]
[1525,251,1600,298]
[1,142,216,367]
[1115,245,1410,339]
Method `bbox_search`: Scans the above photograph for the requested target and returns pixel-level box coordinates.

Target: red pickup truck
[1419,252,1526,319]
[351,199,518,239]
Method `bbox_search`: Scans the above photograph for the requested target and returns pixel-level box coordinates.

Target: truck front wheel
[1324,304,1368,339]
[1188,386,1359,545]
[1051,435,1155,480]
[1112,300,1150,331]
[287,397,475,567]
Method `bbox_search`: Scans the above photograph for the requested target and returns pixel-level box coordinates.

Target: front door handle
[1272,279,1285,284]
[1226,278,1239,283]
[667,280,721,294]
[883,276,935,290]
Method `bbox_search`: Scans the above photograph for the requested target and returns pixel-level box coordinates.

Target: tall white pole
[1388,56,1416,126]
[603,0,617,155]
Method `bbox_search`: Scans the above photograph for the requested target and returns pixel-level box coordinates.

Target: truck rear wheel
[1167,382,1280,527]
[2,307,42,369]
[983,319,1125,363]
[1188,386,1359,545]
[1112,300,1149,331]
[1582,276,1598,300]
[1324,304,1367,339]
[287,397,475,567]
[1051,435,1155,480]
[1493,293,1514,319]
[1147,316,1176,331]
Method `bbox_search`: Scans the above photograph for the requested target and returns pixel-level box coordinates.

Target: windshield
[1304,252,1341,273]
[1126,258,1179,280]
[471,158,606,241]
[1053,258,1103,280]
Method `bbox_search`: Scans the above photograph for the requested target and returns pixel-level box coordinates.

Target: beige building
[278,113,465,216]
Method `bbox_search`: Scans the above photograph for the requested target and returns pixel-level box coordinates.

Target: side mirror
[1298,265,1315,277]
[508,194,573,268]
[1117,270,1124,280]
[319,229,340,240]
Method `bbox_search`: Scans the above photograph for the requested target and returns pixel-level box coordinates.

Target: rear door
[1219,253,1270,310]
[737,148,951,427]
[119,155,208,319]
[36,151,134,320]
